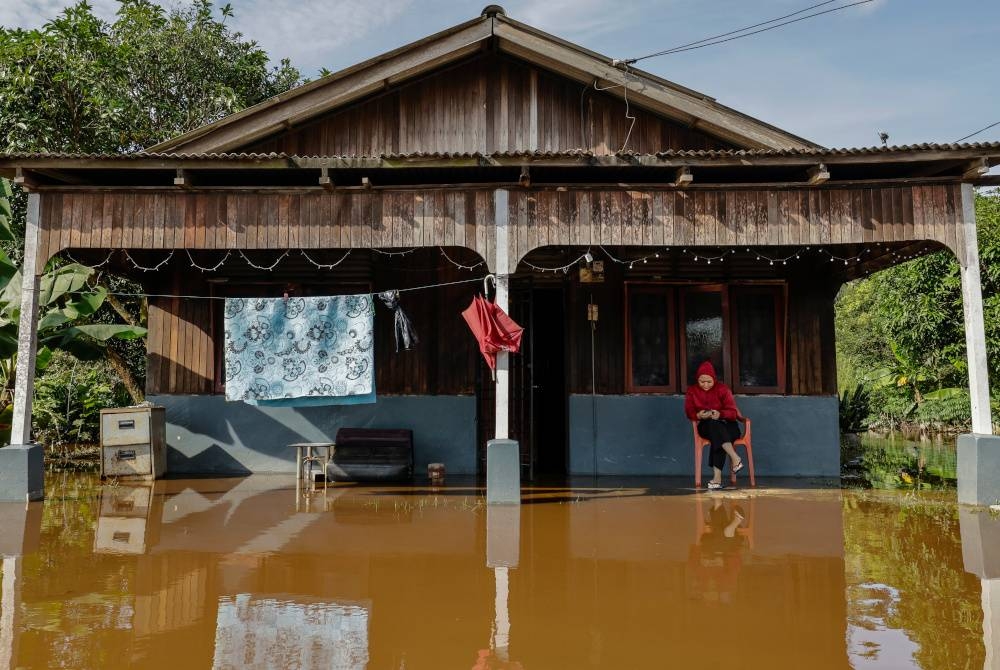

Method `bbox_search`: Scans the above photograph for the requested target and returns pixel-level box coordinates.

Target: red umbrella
[462,295,524,378]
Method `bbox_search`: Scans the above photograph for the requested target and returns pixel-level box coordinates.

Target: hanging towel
[224,295,376,405]
[378,290,419,352]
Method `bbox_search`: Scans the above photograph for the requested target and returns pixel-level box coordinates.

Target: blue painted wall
[568,394,840,477]
[149,394,478,475]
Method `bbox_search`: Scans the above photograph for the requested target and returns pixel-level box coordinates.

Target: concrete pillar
[958,184,993,435]
[10,194,41,447]
[494,188,511,441]
[488,189,520,505]
[3,193,43,503]
[956,184,1000,506]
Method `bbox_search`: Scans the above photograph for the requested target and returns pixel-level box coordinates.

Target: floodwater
[846,432,958,489]
[0,473,995,669]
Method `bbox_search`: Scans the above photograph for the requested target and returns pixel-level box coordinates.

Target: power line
[630,0,838,61]
[626,0,875,64]
[956,121,1000,144]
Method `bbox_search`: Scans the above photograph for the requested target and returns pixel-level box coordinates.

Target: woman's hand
[697,410,711,420]
[709,410,721,420]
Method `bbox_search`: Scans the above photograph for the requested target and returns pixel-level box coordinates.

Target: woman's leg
[720,421,743,471]
[698,420,729,484]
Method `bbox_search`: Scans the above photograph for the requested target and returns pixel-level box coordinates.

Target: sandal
[706,481,723,490]
[732,459,744,474]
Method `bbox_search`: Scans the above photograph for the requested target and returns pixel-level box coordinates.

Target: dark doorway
[526,287,567,478]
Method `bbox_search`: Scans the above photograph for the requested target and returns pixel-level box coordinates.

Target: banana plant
[0,179,146,442]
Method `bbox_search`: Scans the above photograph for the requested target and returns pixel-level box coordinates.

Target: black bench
[329,428,414,482]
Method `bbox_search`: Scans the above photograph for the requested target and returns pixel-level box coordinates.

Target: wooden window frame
[729,284,787,394]
[678,283,732,389]
[624,282,677,394]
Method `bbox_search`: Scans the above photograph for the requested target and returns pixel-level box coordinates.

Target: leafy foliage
[836,191,1000,430]
[0,1,302,444]
[0,0,300,154]
[32,350,131,456]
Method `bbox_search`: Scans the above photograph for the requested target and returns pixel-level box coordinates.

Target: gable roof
[148,7,818,155]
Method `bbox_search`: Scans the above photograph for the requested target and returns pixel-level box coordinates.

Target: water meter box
[100,406,166,480]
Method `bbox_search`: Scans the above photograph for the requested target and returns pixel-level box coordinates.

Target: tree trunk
[107,346,143,404]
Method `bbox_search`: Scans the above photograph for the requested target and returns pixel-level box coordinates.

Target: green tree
[0,1,300,439]
[0,0,300,154]
[836,191,1000,429]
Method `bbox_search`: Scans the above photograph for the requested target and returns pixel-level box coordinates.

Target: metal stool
[288,442,335,490]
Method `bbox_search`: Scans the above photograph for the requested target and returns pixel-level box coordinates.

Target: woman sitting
[685,360,744,490]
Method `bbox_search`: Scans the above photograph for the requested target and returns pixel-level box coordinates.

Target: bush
[32,351,131,454]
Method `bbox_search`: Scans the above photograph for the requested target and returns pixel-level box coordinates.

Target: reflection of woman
[689,499,746,603]
[685,361,743,490]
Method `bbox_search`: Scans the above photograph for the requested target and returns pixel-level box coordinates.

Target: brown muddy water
[0,474,995,669]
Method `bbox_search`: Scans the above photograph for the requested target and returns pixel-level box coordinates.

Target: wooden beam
[361,176,373,189]
[518,166,530,187]
[173,169,190,189]
[963,158,990,181]
[674,167,693,187]
[319,166,334,190]
[807,163,830,185]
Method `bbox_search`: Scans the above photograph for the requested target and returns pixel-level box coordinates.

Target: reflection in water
[844,491,983,669]
[844,433,957,489]
[214,596,368,669]
[0,474,995,668]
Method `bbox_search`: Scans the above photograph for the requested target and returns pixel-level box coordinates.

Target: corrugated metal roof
[1,143,998,163]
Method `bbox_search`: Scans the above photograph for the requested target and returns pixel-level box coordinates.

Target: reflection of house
[10,478,860,668]
[2,7,997,480]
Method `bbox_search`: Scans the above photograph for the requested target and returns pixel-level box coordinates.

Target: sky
[6,0,1000,150]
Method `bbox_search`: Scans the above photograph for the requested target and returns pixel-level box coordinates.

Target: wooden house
[2,6,998,481]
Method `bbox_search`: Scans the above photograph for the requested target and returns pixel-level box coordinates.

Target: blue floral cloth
[224,295,376,405]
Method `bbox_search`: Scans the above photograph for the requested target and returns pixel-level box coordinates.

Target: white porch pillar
[486,189,520,504]
[959,183,993,435]
[1,193,44,502]
[10,194,41,445]
[494,189,511,440]
[957,185,999,506]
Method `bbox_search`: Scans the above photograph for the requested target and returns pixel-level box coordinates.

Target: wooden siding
[244,55,733,156]
[561,272,836,398]
[144,257,481,396]
[505,184,963,262]
[38,184,963,269]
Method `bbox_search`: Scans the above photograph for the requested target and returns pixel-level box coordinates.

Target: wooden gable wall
[244,54,734,156]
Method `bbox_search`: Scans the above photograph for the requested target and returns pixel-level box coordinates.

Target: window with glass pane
[683,290,724,386]
[733,288,782,391]
[628,290,671,389]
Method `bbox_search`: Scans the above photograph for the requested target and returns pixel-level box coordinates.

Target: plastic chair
[692,415,755,488]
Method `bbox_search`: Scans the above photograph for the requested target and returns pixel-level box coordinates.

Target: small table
[288,442,335,490]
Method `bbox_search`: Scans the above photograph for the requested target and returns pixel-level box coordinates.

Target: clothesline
[58,274,502,302]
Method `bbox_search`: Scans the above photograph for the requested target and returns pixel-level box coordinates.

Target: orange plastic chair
[692,415,755,488]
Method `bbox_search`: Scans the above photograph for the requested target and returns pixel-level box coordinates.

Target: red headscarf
[684,361,739,421]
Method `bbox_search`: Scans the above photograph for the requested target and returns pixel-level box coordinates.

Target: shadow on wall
[151,394,477,476]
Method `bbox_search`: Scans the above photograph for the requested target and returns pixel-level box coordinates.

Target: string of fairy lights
[64,242,931,278]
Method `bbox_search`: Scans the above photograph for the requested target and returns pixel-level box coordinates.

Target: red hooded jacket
[684,361,739,421]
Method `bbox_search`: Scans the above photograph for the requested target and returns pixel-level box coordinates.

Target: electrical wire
[626,0,875,63]
[955,121,1000,144]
